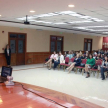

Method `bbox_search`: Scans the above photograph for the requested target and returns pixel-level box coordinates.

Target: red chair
[58,57,70,71]
[76,59,87,74]
[70,57,75,62]
[90,60,102,78]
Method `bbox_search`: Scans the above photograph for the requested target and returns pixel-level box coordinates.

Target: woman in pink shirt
[45,51,58,69]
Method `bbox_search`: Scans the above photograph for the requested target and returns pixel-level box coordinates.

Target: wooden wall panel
[25,52,50,65]
[0,53,7,67]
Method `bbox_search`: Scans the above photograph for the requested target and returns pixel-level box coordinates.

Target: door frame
[50,35,64,54]
[83,38,93,53]
[8,32,27,65]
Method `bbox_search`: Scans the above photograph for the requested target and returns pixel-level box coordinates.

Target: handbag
[80,63,85,67]
[93,65,98,69]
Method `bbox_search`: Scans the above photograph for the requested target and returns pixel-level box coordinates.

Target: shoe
[48,68,51,70]
[86,72,90,78]
[53,68,55,70]
[102,78,105,80]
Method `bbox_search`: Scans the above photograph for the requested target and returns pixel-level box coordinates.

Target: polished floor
[1,64,108,108]
[0,83,80,108]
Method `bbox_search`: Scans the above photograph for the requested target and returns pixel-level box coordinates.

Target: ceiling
[0,0,108,36]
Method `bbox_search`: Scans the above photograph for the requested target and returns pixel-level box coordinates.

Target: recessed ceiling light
[30,10,35,13]
[0,15,2,16]
[68,5,75,7]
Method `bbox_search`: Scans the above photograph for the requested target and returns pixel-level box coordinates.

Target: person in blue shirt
[66,51,73,61]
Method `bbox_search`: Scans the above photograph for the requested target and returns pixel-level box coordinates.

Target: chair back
[96,60,102,66]
[82,59,87,64]
[65,57,69,63]
[70,57,75,62]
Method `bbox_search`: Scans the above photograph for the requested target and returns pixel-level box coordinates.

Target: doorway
[84,38,92,53]
[50,35,64,53]
[8,32,27,66]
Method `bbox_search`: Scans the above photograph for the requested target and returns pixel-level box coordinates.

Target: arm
[76,58,81,64]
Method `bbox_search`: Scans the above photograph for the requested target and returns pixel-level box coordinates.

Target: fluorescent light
[30,10,35,13]
[68,5,75,7]
[54,22,66,24]
[0,15,1,17]
[69,20,92,24]
[103,32,108,34]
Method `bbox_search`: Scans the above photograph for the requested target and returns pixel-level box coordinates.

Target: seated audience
[45,51,58,70]
[84,53,89,59]
[84,50,89,54]
[95,53,101,60]
[71,50,75,57]
[53,51,64,69]
[85,54,95,78]
[74,51,78,57]
[66,51,73,61]
[64,51,68,59]
[100,56,108,80]
[100,54,105,60]
[80,54,85,59]
[98,49,101,54]
[66,54,81,73]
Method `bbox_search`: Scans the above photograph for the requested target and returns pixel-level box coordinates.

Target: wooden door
[50,36,64,53]
[84,38,92,53]
[9,33,26,66]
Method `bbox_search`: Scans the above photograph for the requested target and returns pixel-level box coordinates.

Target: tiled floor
[1,64,108,108]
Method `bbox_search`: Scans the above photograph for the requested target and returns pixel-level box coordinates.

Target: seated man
[53,51,64,70]
[100,56,108,80]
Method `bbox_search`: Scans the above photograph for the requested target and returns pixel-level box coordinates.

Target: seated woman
[45,51,58,70]
[66,51,73,61]
[85,54,95,78]
[95,53,101,60]
[53,51,64,69]
[100,56,108,80]
[84,53,89,59]
[66,54,81,73]
[100,54,105,60]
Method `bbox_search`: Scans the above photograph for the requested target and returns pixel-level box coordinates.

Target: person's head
[105,56,108,61]
[59,51,62,56]
[53,51,56,55]
[86,53,88,57]
[76,52,78,54]
[101,54,103,57]
[68,50,71,54]
[86,51,88,54]
[89,54,93,59]
[76,54,80,58]
[98,53,100,57]
[6,44,9,49]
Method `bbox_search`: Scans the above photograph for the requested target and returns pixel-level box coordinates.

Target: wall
[0,25,103,66]
[0,26,103,53]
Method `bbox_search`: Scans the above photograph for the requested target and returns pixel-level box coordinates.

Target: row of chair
[58,57,108,79]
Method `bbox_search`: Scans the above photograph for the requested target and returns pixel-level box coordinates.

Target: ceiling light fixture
[30,10,35,13]
[0,15,2,16]
[68,5,75,7]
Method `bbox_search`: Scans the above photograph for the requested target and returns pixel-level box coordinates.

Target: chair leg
[75,68,77,74]
[97,71,99,78]
[64,66,66,71]
[58,64,60,70]
[93,71,95,76]
[82,68,84,76]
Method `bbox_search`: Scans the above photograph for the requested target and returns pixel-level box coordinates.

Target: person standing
[5,44,11,67]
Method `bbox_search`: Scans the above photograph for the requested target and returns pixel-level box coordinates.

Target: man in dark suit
[5,44,11,66]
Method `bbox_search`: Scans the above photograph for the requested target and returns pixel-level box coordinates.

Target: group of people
[45,50,108,80]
